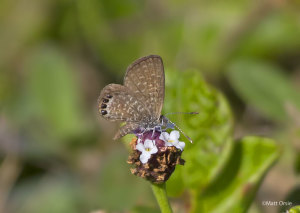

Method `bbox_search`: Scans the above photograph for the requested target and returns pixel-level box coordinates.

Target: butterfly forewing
[98,84,152,122]
[124,55,165,121]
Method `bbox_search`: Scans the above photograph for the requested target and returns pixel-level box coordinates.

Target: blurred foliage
[164,69,233,195]
[0,0,300,213]
[228,60,300,121]
[288,205,300,213]
[296,153,300,175]
[163,70,279,212]
[24,46,86,138]
[195,137,278,213]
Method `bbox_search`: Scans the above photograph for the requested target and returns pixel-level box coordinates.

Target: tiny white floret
[159,130,185,151]
[136,139,158,164]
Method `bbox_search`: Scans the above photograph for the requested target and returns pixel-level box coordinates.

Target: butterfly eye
[102,98,109,103]
[101,110,108,115]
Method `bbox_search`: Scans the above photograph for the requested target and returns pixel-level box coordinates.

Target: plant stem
[151,183,173,213]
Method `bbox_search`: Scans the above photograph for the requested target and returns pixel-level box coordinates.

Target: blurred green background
[0,0,300,213]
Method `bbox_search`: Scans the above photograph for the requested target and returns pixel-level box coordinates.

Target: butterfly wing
[113,123,140,140]
[123,55,165,122]
[98,83,152,122]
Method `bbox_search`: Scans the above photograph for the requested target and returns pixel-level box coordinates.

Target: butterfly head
[159,115,175,130]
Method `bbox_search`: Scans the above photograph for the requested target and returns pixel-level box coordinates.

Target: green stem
[151,183,173,213]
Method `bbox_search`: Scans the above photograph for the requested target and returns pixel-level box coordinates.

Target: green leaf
[12,176,80,213]
[131,206,160,213]
[97,147,154,211]
[233,12,300,58]
[227,59,300,121]
[289,205,300,213]
[76,0,143,73]
[24,46,86,139]
[164,69,233,195]
[192,136,279,213]
[12,46,90,156]
[295,152,300,175]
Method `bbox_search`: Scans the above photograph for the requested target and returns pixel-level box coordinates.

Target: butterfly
[98,55,194,141]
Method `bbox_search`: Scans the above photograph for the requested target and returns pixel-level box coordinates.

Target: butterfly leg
[160,125,168,131]
[136,128,148,141]
[156,125,162,133]
[151,128,156,138]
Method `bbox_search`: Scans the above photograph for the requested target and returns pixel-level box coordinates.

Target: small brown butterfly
[98,55,195,141]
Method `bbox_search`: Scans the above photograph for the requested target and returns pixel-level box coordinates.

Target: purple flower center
[135,130,166,148]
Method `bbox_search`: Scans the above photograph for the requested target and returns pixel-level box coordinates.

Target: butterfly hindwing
[113,123,140,140]
[98,84,152,122]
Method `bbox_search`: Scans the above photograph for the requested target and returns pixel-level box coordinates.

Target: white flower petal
[176,141,186,151]
[144,139,154,149]
[170,130,180,140]
[164,141,173,147]
[159,132,170,142]
[140,153,151,164]
[136,143,145,152]
[150,145,158,154]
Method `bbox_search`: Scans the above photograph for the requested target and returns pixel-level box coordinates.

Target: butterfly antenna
[167,119,193,143]
[165,112,199,116]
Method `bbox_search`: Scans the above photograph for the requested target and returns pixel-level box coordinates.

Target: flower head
[159,130,185,151]
[127,130,185,183]
[136,139,158,164]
